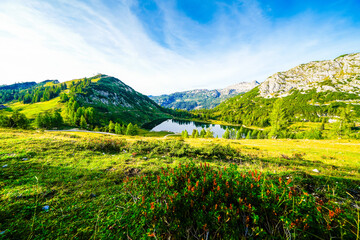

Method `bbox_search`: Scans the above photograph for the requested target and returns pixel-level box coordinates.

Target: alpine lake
[143,119,247,138]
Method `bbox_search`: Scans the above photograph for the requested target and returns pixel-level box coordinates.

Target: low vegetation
[1,129,359,239]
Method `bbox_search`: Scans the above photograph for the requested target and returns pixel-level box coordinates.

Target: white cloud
[0,0,359,95]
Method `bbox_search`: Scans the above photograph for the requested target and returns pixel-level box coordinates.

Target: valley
[1,53,360,239]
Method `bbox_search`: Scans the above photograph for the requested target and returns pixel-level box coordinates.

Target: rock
[143,157,148,160]
[90,193,96,198]
[22,158,28,161]
[0,230,7,235]
[2,164,8,168]
[312,169,320,173]
[42,205,50,211]
[259,53,360,98]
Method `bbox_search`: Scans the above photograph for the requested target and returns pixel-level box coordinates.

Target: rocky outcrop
[259,53,360,98]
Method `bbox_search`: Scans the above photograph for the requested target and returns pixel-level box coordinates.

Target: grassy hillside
[1,129,359,239]
[1,75,179,129]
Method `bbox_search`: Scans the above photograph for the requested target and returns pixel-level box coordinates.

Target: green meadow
[1,129,359,239]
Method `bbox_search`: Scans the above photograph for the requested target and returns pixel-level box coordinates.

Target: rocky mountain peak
[259,53,360,98]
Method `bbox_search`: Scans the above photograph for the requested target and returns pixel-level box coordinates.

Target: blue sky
[0,0,359,95]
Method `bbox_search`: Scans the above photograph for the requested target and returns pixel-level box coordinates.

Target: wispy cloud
[0,0,359,95]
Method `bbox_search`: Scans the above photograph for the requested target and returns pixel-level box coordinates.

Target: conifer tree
[223,128,230,139]
[108,121,115,133]
[205,128,214,138]
[80,115,87,129]
[269,98,287,139]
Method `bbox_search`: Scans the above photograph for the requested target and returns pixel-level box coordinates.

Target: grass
[0,128,359,239]
[4,97,64,120]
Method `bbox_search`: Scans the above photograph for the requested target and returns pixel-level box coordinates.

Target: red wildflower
[151,202,155,210]
[286,178,292,185]
[279,177,282,184]
[218,215,221,222]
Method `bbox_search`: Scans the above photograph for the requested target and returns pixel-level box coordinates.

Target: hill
[198,53,360,138]
[150,81,259,110]
[0,74,175,128]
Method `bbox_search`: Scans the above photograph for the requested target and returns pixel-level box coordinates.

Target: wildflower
[251,184,254,189]
[226,181,229,188]
[225,193,229,198]
[218,215,221,222]
[217,185,220,191]
[248,204,252,210]
[317,206,322,212]
[191,187,195,192]
[239,198,243,204]
[157,175,160,184]
[142,196,145,204]
[286,178,292,185]
[196,181,199,188]
[203,205,206,211]
[229,204,233,210]
[288,191,292,199]
[148,232,155,237]
[188,178,191,184]
[335,207,341,215]
[203,176,206,183]
[279,177,282,184]
[329,210,335,219]
[151,202,155,210]
[303,223,309,230]
[215,204,218,210]
[224,166,227,171]
[203,224,207,231]
[266,190,270,196]
[327,224,331,230]
[246,216,250,223]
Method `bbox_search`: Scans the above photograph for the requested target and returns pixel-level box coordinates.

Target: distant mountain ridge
[150,80,260,110]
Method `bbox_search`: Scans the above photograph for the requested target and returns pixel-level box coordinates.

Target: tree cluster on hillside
[0,111,29,129]
[65,98,95,129]
[35,109,63,129]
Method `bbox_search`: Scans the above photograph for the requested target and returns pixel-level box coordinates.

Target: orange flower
[317,206,322,212]
[196,181,199,188]
[229,204,233,210]
[151,202,155,210]
[215,204,218,210]
[142,196,145,204]
[251,184,254,189]
[203,176,206,183]
[217,185,220,191]
[225,193,229,198]
[148,233,155,237]
[188,178,191,184]
[286,178,292,185]
[288,191,292,199]
[203,224,207,231]
[329,210,335,219]
[279,177,282,184]
[218,215,221,222]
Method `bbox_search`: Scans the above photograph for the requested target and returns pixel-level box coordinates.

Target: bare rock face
[259,53,360,98]
[219,80,260,96]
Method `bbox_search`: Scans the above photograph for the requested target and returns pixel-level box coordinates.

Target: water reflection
[147,119,242,138]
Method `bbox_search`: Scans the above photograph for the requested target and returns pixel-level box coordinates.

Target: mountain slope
[150,81,259,110]
[259,53,360,97]
[1,74,174,127]
[207,53,360,127]
[75,75,172,125]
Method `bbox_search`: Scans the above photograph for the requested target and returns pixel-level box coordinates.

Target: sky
[0,0,360,95]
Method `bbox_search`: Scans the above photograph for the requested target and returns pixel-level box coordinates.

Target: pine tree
[223,128,230,139]
[181,130,189,138]
[80,115,87,129]
[200,128,206,138]
[269,98,287,139]
[191,129,199,138]
[246,131,252,139]
[108,121,115,133]
[205,128,214,138]
[236,130,242,140]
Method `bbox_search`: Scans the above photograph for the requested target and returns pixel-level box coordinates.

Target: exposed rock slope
[259,53,360,97]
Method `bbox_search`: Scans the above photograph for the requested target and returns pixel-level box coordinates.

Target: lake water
[146,119,241,138]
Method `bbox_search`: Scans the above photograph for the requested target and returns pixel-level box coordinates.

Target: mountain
[0,82,37,91]
[259,53,360,97]
[75,74,173,125]
[207,53,360,127]
[150,80,260,110]
[0,74,175,127]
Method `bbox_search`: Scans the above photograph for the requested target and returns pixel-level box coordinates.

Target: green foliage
[120,163,349,239]
[200,128,206,138]
[222,128,230,139]
[269,98,287,138]
[126,123,139,136]
[35,109,63,129]
[181,130,189,138]
[1,110,30,129]
[80,115,87,129]
[204,128,214,138]
[191,129,199,138]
